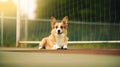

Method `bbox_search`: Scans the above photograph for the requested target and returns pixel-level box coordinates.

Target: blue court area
[0,51,120,67]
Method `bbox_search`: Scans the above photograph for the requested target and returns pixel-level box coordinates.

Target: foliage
[35,0,120,23]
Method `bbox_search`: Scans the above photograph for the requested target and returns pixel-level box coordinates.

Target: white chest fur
[52,33,68,49]
[55,34,65,47]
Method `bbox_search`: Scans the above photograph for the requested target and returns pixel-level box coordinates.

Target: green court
[0,51,120,67]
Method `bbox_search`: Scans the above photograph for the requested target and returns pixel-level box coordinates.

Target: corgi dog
[39,16,69,50]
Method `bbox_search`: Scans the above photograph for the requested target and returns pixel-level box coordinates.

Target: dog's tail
[38,38,47,49]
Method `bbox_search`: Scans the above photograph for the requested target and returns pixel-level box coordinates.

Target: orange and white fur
[39,16,69,50]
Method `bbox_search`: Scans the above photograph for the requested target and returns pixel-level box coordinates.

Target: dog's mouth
[58,32,63,35]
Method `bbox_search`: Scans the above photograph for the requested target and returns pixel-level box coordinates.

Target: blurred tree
[0,0,16,16]
[110,0,120,23]
[35,0,120,22]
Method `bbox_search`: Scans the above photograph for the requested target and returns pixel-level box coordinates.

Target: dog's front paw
[60,45,68,50]
[53,44,60,49]
[38,47,42,50]
[63,44,68,50]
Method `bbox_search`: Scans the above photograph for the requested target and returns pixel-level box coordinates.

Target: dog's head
[50,16,68,35]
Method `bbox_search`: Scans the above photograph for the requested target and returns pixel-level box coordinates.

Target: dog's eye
[56,26,58,28]
[60,26,63,29]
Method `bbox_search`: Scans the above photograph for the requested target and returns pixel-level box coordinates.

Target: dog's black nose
[58,30,60,33]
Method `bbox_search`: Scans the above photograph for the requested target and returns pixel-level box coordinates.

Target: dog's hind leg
[38,38,47,49]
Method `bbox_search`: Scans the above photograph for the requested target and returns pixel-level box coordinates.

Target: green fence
[0,18,120,47]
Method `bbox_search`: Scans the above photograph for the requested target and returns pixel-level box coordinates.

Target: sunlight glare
[13,0,36,19]
[0,0,8,2]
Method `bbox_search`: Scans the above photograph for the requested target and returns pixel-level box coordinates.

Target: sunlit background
[0,0,36,19]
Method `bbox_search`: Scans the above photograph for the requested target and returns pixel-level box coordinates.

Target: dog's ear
[62,16,68,25]
[50,16,56,28]
[62,16,68,28]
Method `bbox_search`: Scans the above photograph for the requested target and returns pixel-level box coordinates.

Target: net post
[16,0,20,47]
[1,12,4,47]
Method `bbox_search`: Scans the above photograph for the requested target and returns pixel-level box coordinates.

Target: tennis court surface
[0,48,120,67]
